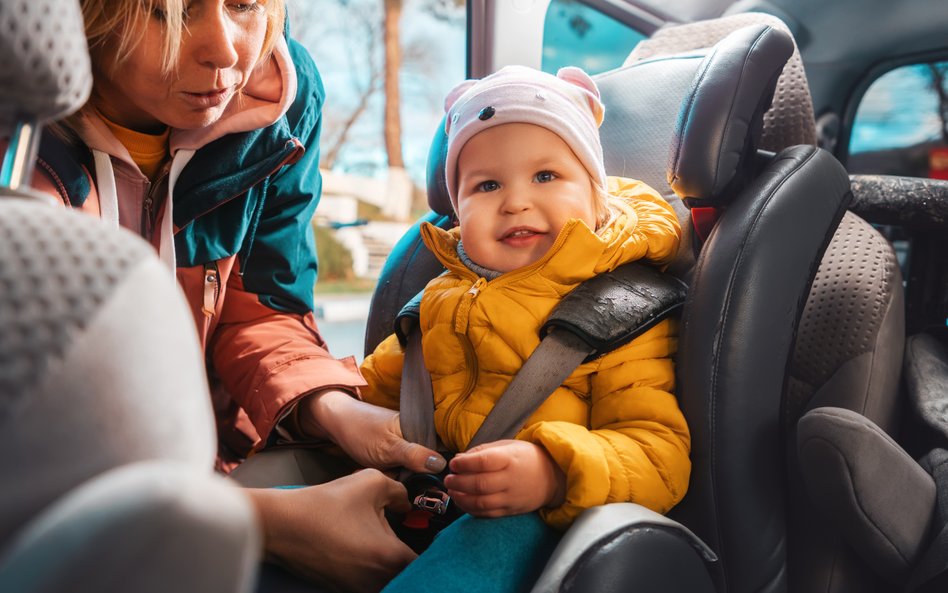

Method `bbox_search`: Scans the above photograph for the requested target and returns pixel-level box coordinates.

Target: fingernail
[425,455,446,472]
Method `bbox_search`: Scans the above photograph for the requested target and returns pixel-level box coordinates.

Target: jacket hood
[420,176,681,285]
[42,37,317,226]
[74,35,297,163]
[171,35,298,153]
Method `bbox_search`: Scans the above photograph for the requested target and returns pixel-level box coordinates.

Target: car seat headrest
[426,119,453,217]
[667,24,794,206]
[627,12,816,152]
[0,0,92,128]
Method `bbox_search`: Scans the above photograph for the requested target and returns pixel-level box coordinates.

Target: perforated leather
[626,13,817,151]
[0,202,152,419]
[0,0,91,125]
[788,212,898,416]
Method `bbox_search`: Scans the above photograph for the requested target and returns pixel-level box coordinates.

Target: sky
[288,0,467,186]
[850,63,946,153]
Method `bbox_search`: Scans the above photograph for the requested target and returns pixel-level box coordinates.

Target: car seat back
[619,13,904,593]
[0,1,260,590]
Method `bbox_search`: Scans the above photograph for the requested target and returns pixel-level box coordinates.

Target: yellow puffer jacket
[360,177,691,529]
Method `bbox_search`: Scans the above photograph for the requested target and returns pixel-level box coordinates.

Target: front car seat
[0,1,260,591]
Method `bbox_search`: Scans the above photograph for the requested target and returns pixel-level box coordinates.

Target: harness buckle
[413,488,451,515]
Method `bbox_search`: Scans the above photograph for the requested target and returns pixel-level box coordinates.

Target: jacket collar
[419,179,680,286]
[38,37,302,222]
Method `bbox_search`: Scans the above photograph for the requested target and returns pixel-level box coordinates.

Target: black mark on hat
[478,106,495,120]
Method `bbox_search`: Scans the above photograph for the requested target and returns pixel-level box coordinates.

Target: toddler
[361,65,691,592]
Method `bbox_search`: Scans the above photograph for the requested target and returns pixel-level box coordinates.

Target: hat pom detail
[556,66,605,126]
[443,79,478,133]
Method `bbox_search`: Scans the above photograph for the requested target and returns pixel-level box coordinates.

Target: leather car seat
[603,13,905,593]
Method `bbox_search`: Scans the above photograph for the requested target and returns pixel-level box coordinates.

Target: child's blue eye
[477,180,500,192]
[535,171,556,183]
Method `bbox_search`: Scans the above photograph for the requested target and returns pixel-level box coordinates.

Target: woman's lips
[181,86,233,108]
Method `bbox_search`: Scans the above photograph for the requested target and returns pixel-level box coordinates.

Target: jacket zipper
[202,261,221,317]
[141,167,170,241]
[442,277,487,448]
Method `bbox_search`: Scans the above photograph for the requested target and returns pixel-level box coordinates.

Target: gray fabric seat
[0,1,260,591]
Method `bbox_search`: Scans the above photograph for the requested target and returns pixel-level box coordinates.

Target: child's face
[455,123,597,273]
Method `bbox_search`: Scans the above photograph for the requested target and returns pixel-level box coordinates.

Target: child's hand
[298,389,446,474]
[443,440,566,517]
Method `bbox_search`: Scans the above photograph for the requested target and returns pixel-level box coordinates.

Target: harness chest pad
[541,262,687,363]
[394,290,424,347]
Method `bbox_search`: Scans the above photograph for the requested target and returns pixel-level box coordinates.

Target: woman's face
[93,1,268,132]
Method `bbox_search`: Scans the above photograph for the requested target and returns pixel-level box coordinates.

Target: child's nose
[500,188,533,213]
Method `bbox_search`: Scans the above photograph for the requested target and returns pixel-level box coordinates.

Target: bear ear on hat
[443,78,478,132]
[557,66,605,126]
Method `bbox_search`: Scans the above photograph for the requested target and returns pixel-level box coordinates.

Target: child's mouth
[500,227,544,245]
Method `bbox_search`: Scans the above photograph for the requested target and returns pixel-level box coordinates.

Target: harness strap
[399,329,439,452]
[467,329,594,448]
[396,261,686,454]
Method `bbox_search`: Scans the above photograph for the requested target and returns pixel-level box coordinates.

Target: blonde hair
[592,181,621,230]
[80,0,286,76]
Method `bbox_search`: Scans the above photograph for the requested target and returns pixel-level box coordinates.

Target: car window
[848,60,948,179]
[541,0,647,75]
[289,0,466,360]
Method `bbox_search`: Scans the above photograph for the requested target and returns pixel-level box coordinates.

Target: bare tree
[289,0,464,179]
[321,6,385,168]
[421,0,465,23]
[383,0,405,168]
[288,0,385,169]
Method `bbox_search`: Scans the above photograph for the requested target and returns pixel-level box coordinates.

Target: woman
[34,1,442,590]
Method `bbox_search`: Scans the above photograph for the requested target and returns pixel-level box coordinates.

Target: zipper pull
[455,278,487,334]
[202,265,219,317]
[467,277,487,297]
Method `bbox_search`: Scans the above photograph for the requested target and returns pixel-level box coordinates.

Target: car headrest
[426,120,453,217]
[667,24,794,206]
[0,0,92,128]
[627,12,816,152]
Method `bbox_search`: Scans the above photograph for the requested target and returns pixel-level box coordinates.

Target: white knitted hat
[443,65,606,211]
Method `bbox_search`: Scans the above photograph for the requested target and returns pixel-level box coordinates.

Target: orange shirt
[97,111,170,181]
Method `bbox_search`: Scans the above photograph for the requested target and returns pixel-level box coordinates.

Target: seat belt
[398,330,439,452]
[396,261,688,451]
[468,329,594,447]
[399,321,595,453]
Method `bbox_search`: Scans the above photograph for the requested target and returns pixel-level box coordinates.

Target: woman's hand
[297,389,446,474]
[248,469,415,593]
[443,440,567,517]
